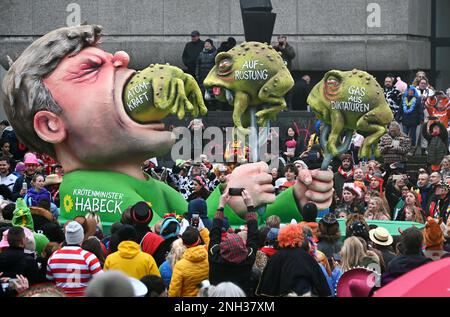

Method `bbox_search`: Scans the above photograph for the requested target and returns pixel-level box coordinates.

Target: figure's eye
[218,58,233,75]
[326,76,340,87]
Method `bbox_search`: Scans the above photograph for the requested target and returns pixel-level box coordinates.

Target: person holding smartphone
[379,121,411,171]
[208,190,259,296]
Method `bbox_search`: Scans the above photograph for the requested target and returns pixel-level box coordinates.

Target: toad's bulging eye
[217,58,233,76]
[326,76,339,87]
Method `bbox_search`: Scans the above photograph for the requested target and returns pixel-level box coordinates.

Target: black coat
[182,40,205,73]
[208,211,259,296]
[256,247,331,297]
[333,171,354,200]
[395,96,423,127]
[292,79,311,110]
[422,121,449,165]
[196,48,217,84]
[385,182,403,212]
[381,254,432,287]
[0,247,40,285]
[153,236,178,267]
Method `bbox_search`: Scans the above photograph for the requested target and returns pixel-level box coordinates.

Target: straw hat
[369,227,393,246]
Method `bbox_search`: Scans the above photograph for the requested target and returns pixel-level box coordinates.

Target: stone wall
[0,0,431,71]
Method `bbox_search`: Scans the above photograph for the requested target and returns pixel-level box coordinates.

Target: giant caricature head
[1,25,175,171]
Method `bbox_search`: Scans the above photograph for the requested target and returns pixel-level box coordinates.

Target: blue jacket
[159,260,172,288]
[24,187,51,207]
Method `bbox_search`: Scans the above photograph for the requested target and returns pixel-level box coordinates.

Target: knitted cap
[219,233,248,264]
[302,203,318,223]
[65,221,84,245]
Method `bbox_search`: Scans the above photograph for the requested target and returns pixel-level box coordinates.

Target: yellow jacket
[104,240,160,280]
[168,245,209,297]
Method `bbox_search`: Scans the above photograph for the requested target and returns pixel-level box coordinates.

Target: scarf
[403,96,417,114]
[338,166,354,180]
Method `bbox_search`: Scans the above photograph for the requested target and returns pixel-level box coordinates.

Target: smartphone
[392,174,402,181]
[392,140,400,147]
[191,214,199,227]
[228,188,244,196]
[8,278,18,289]
[22,182,27,190]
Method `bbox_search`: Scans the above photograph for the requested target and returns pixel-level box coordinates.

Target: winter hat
[15,162,26,173]
[160,217,180,240]
[347,221,369,241]
[85,270,136,297]
[266,228,279,241]
[205,38,214,46]
[34,232,50,256]
[12,199,34,231]
[117,224,138,243]
[219,233,248,264]
[130,202,153,225]
[302,202,318,223]
[278,223,304,248]
[181,226,201,247]
[188,198,208,219]
[65,221,84,245]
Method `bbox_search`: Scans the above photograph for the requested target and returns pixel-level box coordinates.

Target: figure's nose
[112,51,130,68]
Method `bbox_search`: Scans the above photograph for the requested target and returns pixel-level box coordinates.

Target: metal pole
[249,107,258,162]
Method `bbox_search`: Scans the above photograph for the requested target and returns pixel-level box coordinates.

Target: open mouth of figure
[324,75,341,101]
[205,86,235,106]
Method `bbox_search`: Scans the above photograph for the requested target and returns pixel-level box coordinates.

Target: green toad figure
[307,69,394,160]
[123,63,207,122]
[204,42,294,134]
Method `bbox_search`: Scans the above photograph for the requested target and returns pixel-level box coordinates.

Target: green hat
[12,198,34,231]
[34,232,50,256]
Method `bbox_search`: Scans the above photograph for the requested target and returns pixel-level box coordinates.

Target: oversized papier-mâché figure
[1,25,333,230]
[307,69,394,169]
[204,42,294,134]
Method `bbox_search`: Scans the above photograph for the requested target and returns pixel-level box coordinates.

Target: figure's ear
[33,111,66,144]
